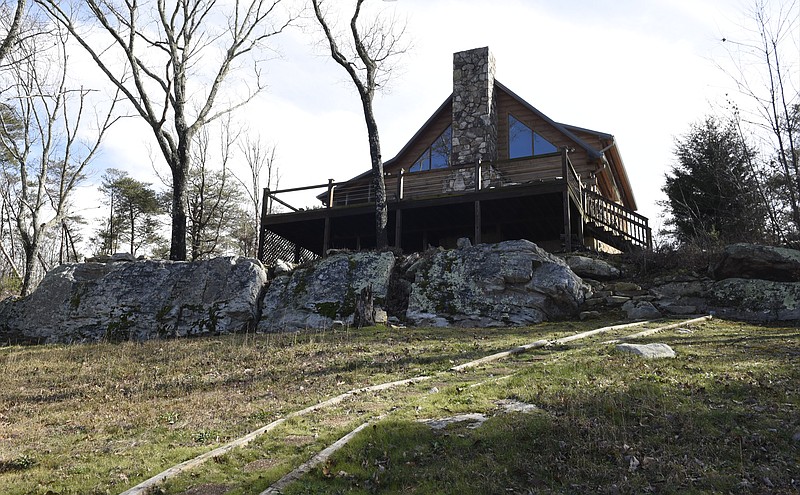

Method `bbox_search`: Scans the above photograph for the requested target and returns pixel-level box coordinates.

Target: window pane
[430,126,451,169]
[408,126,451,173]
[410,149,430,172]
[533,132,558,155]
[509,115,532,159]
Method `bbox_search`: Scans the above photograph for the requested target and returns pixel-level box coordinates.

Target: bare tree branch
[311,0,409,250]
[36,0,297,260]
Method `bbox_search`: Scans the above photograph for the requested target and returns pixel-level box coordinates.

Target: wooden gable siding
[566,128,606,151]
[337,86,627,208]
[384,102,453,175]
[495,89,595,176]
[546,124,627,205]
[565,127,623,204]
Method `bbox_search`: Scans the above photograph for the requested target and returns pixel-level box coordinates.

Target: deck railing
[583,190,652,250]
[258,148,651,262]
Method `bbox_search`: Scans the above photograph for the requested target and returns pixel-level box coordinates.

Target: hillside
[1,318,797,494]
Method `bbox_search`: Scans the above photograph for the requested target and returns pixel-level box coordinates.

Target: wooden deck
[258,150,651,263]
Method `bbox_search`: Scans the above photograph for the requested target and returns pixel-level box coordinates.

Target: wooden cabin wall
[567,128,623,204]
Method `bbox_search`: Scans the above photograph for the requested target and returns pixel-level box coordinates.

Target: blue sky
[75,0,781,246]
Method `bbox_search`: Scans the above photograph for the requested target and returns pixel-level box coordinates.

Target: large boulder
[0,257,267,344]
[565,255,621,281]
[708,278,800,321]
[711,243,800,282]
[622,300,663,320]
[258,251,395,331]
[406,240,588,327]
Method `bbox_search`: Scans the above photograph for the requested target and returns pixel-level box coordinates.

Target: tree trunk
[20,238,37,297]
[170,148,189,261]
[129,209,135,255]
[353,284,375,328]
[0,0,26,64]
[362,101,388,249]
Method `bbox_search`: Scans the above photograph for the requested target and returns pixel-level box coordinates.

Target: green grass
[0,319,798,494]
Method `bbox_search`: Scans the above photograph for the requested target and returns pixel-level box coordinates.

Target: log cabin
[258,47,651,264]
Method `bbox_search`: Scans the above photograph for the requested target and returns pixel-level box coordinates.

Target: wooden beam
[395,208,403,249]
[561,148,572,252]
[323,216,331,258]
[474,200,482,245]
[257,187,271,261]
[601,315,713,344]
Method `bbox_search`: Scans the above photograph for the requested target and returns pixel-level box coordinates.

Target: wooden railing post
[474,158,482,244]
[395,169,404,250]
[323,179,334,258]
[561,148,572,252]
[474,158,482,192]
[397,168,405,201]
[326,178,335,207]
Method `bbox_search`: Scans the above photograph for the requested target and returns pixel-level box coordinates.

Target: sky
[69,0,775,249]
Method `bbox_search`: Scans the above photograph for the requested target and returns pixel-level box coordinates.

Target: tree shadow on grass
[284,324,799,495]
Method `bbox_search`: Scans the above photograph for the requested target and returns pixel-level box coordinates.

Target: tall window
[410,126,452,172]
[508,115,558,159]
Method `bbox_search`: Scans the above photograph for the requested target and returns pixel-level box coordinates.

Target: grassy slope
[0,319,797,494]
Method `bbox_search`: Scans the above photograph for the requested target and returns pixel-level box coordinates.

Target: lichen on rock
[406,239,588,327]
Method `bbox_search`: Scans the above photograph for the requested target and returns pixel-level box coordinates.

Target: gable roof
[334,80,638,210]
[384,81,603,168]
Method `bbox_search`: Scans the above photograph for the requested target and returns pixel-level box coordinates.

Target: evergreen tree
[95,170,163,256]
[662,116,765,245]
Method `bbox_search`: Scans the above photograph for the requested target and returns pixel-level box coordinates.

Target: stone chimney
[451,47,497,165]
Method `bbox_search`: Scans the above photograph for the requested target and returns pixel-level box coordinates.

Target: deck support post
[474,159,482,245]
[395,209,402,250]
[561,149,572,252]
[323,179,334,258]
[474,201,482,245]
[576,190,585,248]
[257,187,271,262]
[323,217,331,258]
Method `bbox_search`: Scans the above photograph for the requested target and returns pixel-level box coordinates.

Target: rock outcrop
[258,251,395,332]
[4,241,799,345]
[709,278,800,321]
[0,257,267,344]
[406,240,588,327]
[711,243,800,282]
[566,255,621,281]
[579,243,800,323]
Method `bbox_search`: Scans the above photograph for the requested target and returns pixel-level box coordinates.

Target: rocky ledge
[1,242,797,344]
[573,243,800,322]
[0,257,268,344]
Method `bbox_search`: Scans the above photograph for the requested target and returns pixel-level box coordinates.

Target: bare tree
[234,132,278,255]
[0,0,26,65]
[0,26,119,295]
[37,0,295,260]
[311,0,409,250]
[720,0,800,243]
[186,120,242,260]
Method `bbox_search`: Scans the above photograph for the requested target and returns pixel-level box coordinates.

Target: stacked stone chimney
[451,47,498,165]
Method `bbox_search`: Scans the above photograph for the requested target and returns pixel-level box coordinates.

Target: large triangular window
[410,126,451,172]
[508,115,558,159]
